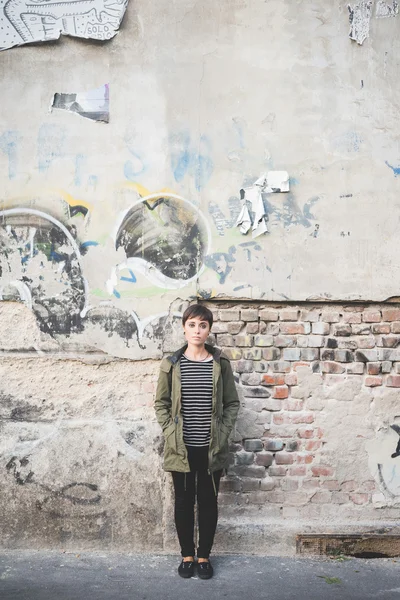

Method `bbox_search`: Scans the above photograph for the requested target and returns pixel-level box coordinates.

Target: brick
[296,335,308,348]
[365,376,383,387]
[334,350,354,362]
[355,350,378,362]
[280,322,310,335]
[254,451,274,467]
[305,440,322,451]
[246,323,259,335]
[264,439,284,452]
[241,308,259,321]
[242,386,271,398]
[244,439,263,452]
[356,335,376,349]
[392,322,400,334]
[362,311,381,323]
[254,361,269,372]
[269,466,287,476]
[273,385,289,399]
[381,336,400,348]
[377,349,396,361]
[321,349,335,361]
[262,348,280,361]
[275,452,294,465]
[387,375,400,387]
[308,335,325,348]
[302,478,320,489]
[285,440,299,452]
[321,480,340,491]
[341,480,356,492]
[337,340,357,350]
[367,362,381,375]
[321,361,345,374]
[259,309,278,321]
[382,308,400,321]
[260,476,275,491]
[235,450,255,466]
[241,372,263,385]
[300,348,319,361]
[211,322,229,333]
[331,492,350,504]
[266,491,285,503]
[254,334,273,347]
[359,480,376,492]
[219,478,241,493]
[321,311,340,323]
[290,413,314,424]
[242,348,262,361]
[235,334,254,347]
[312,322,330,335]
[219,309,240,321]
[283,348,301,361]
[346,362,364,374]
[296,453,314,464]
[264,323,280,335]
[352,324,371,335]
[350,493,369,505]
[281,478,299,491]
[382,361,392,373]
[326,337,338,348]
[372,323,391,334]
[311,465,334,477]
[217,334,235,346]
[227,321,244,334]
[332,324,352,336]
[231,465,266,478]
[274,335,296,348]
[311,491,332,504]
[262,374,285,386]
[288,465,307,476]
[271,361,291,373]
[283,399,304,411]
[300,310,320,322]
[241,479,261,492]
[343,312,362,324]
[298,427,314,439]
[285,373,298,386]
[279,309,299,321]
[233,359,254,373]
[221,348,242,361]
[293,362,312,371]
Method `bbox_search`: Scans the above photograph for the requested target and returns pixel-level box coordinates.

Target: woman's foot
[178,556,195,578]
[197,558,213,579]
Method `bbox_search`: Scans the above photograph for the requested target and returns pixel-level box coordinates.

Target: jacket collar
[168,343,221,365]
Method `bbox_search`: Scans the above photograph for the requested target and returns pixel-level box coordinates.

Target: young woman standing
[155,305,239,579]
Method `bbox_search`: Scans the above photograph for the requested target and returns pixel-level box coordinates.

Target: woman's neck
[184,344,209,361]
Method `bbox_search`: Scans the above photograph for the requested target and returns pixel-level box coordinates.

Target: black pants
[171,446,222,559]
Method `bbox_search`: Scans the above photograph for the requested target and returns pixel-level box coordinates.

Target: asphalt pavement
[0,550,399,600]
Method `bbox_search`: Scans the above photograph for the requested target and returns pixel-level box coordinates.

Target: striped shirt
[180,354,213,447]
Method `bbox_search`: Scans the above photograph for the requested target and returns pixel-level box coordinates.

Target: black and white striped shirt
[180,354,213,447]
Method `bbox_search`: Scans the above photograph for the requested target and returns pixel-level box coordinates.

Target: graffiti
[0,208,88,335]
[367,424,400,502]
[205,246,236,285]
[390,425,400,459]
[169,131,214,191]
[0,130,20,180]
[385,160,400,177]
[208,196,241,236]
[37,124,66,174]
[1,0,129,51]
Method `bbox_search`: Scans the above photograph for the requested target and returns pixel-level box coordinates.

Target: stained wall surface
[1,1,400,553]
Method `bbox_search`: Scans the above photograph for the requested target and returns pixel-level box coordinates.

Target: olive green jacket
[154,344,240,473]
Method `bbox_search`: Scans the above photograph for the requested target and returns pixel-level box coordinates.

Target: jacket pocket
[217,420,231,450]
[163,421,177,453]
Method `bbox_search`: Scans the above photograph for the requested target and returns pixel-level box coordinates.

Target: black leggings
[171,446,222,559]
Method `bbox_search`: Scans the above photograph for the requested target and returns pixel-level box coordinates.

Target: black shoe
[178,560,195,578]
[197,560,213,579]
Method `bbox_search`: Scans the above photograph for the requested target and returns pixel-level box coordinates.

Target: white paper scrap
[267,171,290,192]
[235,204,252,235]
[348,1,373,45]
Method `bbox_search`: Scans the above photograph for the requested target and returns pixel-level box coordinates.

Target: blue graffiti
[38,124,66,173]
[80,241,99,248]
[170,131,214,191]
[74,154,86,186]
[124,157,145,180]
[120,269,137,283]
[113,289,121,298]
[385,161,400,177]
[0,130,20,179]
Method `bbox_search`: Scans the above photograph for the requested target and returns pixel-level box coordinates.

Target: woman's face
[183,316,211,347]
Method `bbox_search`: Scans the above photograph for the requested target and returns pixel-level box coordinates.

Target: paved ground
[0,550,399,600]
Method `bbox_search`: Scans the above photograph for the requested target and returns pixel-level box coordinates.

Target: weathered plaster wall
[1,1,400,553]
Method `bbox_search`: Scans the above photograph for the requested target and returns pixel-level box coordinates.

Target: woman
[155,304,239,579]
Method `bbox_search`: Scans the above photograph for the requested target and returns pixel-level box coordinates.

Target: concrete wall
[1,1,400,553]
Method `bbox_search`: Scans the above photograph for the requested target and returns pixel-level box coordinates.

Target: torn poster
[235,171,289,239]
[375,1,399,18]
[348,1,373,45]
[0,0,129,51]
[51,84,110,123]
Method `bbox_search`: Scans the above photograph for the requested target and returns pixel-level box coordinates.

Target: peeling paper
[376,0,399,17]
[0,0,129,51]
[235,170,289,239]
[348,1,373,45]
[51,84,110,123]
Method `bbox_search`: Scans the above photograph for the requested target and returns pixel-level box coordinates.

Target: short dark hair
[182,305,213,328]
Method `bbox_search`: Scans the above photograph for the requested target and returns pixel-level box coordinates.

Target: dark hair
[182,305,213,328]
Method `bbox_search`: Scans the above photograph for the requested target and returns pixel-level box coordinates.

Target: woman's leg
[194,448,223,559]
[171,470,196,558]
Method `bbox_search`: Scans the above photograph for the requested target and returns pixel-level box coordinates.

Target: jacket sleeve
[154,358,173,432]
[221,358,240,433]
